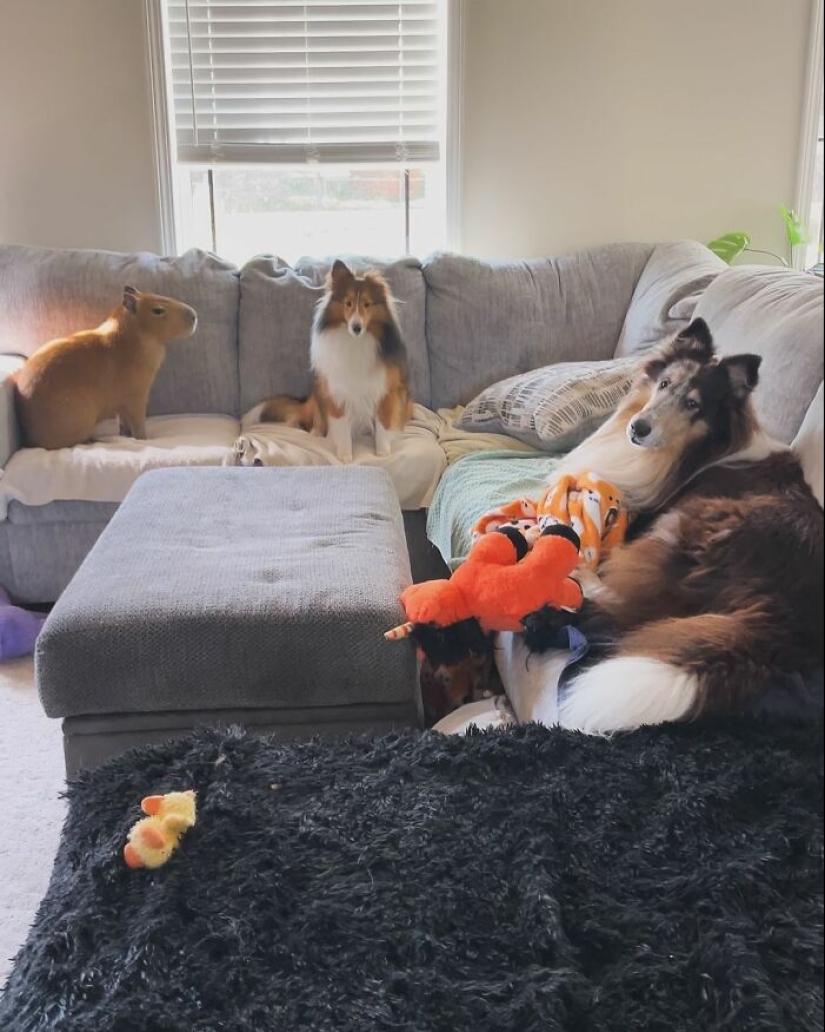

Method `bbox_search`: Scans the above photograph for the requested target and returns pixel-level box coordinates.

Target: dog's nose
[632,419,652,439]
[351,322,363,336]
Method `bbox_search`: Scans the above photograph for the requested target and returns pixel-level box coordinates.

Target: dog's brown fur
[593,452,823,714]
[254,261,412,442]
[14,287,197,449]
[569,319,823,723]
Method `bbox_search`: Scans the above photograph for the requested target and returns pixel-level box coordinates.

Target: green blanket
[426,450,564,568]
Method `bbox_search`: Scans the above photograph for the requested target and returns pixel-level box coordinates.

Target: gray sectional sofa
[1,239,822,608]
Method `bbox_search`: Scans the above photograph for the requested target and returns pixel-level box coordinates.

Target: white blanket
[227,404,447,510]
[0,415,241,517]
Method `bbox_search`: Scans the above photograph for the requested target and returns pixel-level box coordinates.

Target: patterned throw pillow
[455,358,638,452]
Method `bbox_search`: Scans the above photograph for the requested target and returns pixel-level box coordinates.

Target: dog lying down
[546,319,824,733]
[444,320,823,736]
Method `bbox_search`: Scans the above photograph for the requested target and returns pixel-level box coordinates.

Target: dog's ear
[122,288,138,313]
[720,353,761,400]
[644,318,715,381]
[673,318,714,363]
[330,259,353,285]
[643,352,667,382]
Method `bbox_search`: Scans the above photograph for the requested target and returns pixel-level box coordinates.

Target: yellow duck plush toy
[123,790,197,869]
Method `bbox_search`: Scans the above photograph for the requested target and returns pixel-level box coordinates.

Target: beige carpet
[0,657,66,987]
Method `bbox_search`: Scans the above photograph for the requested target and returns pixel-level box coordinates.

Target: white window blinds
[166,0,443,164]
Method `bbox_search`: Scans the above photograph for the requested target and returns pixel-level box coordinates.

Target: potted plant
[707,205,819,273]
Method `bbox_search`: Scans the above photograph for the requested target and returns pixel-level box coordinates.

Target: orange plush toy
[385,525,583,674]
[402,524,582,634]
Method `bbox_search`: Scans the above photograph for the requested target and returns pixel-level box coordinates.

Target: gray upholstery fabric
[0,244,240,417]
[792,382,824,506]
[238,255,430,413]
[37,466,417,719]
[5,499,119,526]
[0,354,25,466]
[0,507,114,604]
[422,243,653,410]
[615,241,726,358]
[693,266,824,443]
[62,701,421,775]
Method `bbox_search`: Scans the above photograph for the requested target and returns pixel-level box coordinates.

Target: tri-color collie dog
[246,260,412,462]
[554,318,824,734]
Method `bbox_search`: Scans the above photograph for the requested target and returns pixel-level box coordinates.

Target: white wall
[0,0,162,253]
[0,0,813,261]
[458,0,812,260]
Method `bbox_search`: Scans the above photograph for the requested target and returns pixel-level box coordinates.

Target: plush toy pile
[387,472,626,720]
[471,471,627,571]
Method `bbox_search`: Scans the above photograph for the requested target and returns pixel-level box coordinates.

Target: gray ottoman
[37,466,420,774]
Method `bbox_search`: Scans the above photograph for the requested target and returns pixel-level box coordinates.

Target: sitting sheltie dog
[554,318,823,733]
[247,260,412,462]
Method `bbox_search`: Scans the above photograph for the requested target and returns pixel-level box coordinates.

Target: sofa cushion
[36,466,417,719]
[792,382,824,507]
[0,415,240,517]
[422,243,652,411]
[615,241,726,358]
[238,255,430,414]
[231,404,446,510]
[692,266,824,443]
[0,244,240,417]
[455,357,637,452]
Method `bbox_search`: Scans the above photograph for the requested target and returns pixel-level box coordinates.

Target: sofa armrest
[0,354,25,467]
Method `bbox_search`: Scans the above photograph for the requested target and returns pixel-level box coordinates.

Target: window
[156,0,449,264]
[804,109,823,270]
[796,0,824,271]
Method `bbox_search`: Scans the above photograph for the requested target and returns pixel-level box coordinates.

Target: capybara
[14,286,197,449]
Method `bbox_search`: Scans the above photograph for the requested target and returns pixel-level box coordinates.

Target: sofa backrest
[238,256,429,413]
[422,242,653,410]
[692,265,824,444]
[615,241,726,358]
[0,245,240,418]
[4,241,816,443]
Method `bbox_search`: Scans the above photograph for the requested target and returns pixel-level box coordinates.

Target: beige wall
[459,0,812,260]
[0,0,162,253]
[0,0,813,261]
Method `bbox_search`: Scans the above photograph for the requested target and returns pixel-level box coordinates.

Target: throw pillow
[455,357,638,452]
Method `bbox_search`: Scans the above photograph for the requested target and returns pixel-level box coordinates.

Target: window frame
[144,0,463,258]
[793,0,824,270]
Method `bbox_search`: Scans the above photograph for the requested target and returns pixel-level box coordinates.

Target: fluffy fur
[14,287,197,449]
[1,722,821,1031]
[248,260,412,462]
[558,319,824,734]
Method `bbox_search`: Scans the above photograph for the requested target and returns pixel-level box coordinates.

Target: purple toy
[0,587,47,661]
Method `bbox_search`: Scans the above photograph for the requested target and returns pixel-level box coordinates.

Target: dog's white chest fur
[311,326,387,426]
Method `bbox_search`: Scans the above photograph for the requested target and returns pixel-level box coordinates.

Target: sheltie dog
[554,318,823,733]
[246,260,412,462]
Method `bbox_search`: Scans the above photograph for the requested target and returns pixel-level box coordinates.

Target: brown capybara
[14,286,197,449]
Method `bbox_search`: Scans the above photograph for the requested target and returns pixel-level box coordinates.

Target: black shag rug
[1,720,822,1032]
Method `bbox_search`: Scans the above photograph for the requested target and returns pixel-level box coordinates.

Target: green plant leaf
[707,232,750,264]
[779,204,810,246]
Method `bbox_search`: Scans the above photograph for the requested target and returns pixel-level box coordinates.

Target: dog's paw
[336,450,354,464]
[230,436,264,468]
[224,438,245,466]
